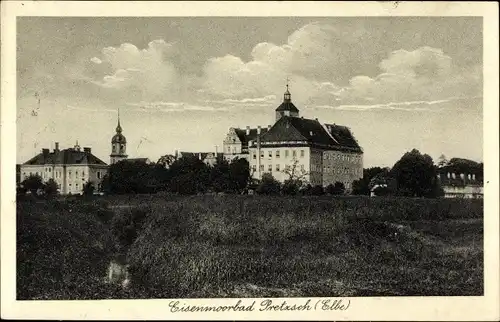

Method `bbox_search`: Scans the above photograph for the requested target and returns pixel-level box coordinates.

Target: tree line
[17,148,483,198]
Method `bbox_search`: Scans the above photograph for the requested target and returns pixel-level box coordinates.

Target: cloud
[126,101,227,113]
[334,47,481,106]
[90,57,102,64]
[92,39,179,97]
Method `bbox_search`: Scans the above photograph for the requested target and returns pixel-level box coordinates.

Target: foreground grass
[17,195,483,299]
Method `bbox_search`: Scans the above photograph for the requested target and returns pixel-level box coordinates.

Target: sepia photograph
[2,1,499,320]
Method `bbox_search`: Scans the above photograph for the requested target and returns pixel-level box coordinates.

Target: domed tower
[275,81,299,122]
[110,109,128,164]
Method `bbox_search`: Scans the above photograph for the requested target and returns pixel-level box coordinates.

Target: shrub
[256,173,281,195]
[311,185,325,196]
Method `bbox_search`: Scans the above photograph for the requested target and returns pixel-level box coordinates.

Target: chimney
[267,124,271,131]
[246,126,250,135]
[54,142,60,152]
[42,148,49,159]
[309,131,314,136]
[83,147,91,154]
[199,153,202,160]
[315,118,318,121]
[257,126,261,134]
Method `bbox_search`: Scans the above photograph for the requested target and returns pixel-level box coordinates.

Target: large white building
[223,86,364,190]
[19,141,108,195]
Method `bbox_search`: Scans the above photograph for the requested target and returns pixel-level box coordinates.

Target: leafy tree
[106,160,168,194]
[282,157,308,183]
[256,173,281,195]
[351,167,388,195]
[168,155,210,194]
[228,158,250,193]
[21,174,44,195]
[82,181,95,196]
[326,182,345,195]
[43,179,59,197]
[391,149,440,198]
[157,154,177,169]
[209,158,232,192]
[437,154,448,168]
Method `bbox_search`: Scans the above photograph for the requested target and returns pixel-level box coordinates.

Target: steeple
[275,78,299,121]
[284,78,291,102]
[116,108,123,133]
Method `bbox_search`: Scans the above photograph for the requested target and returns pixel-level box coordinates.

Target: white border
[1,1,499,320]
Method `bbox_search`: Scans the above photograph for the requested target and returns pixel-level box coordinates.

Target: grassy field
[16,194,483,299]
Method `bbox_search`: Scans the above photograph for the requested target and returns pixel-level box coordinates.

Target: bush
[256,173,281,195]
[83,181,95,196]
[311,185,325,196]
[326,182,345,195]
[282,179,301,195]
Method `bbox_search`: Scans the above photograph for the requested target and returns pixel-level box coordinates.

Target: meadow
[16,194,483,299]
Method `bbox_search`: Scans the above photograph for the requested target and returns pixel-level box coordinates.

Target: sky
[16,17,483,167]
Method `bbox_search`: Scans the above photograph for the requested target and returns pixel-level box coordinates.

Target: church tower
[110,109,128,164]
[275,81,299,122]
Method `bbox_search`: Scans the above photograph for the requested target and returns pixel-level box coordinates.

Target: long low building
[20,142,108,195]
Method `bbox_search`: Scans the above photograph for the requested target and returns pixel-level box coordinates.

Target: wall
[322,150,363,190]
[249,146,311,183]
[20,164,108,195]
[443,185,484,199]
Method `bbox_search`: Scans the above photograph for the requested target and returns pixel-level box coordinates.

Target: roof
[124,158,151,163]
[275,101,299,113]
[22,148,107,166]
[256,116,362,152]
[179,152,224,160]
[233,128,269,145]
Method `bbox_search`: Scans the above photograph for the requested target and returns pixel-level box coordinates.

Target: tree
[157,154,177,169]
[391,149,440,198]
[209,158,232,193]
[351,167,388,195]
[82,181,95,196]
[281,157,308,195]
[43,179,59,197]
[326,182,345,195]
[437,154,448,168]
[256,173,281,195]
[228,158,250,193]
[21,174,44,195]
[168,155,210,194]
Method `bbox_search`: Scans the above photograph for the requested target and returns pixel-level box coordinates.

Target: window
[49,168,51,173]
[253,153,256,160]
[276,164,280,172]
[268,151,272,158]
[69,171,72,178]
[276,150,280,158]
[227,147,230,153]
[292,150,297,157]
[82,171,85,177]
[97,171,101,179]
[113,145,116,153]
[76,183,79,190]
[252,165,256,172]
[285,165,290,171]
[300,164,305,171]
[259,165,264,171]
[76,171,79,177]
[268,164,272,172]
[300,150,305,158]
[260,151,264,158]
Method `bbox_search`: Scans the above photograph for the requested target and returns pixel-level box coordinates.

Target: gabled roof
[257,116,362,152]
[124,158,151,164]
[23,149,107,166]
[233,128,269,145]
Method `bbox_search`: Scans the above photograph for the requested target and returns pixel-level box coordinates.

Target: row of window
[252,164,305,173]
[324,154,361,163]
[252,149,305,160]
[23,170,102,179]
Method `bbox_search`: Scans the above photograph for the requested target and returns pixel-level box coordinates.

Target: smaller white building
[20,142,108,195]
